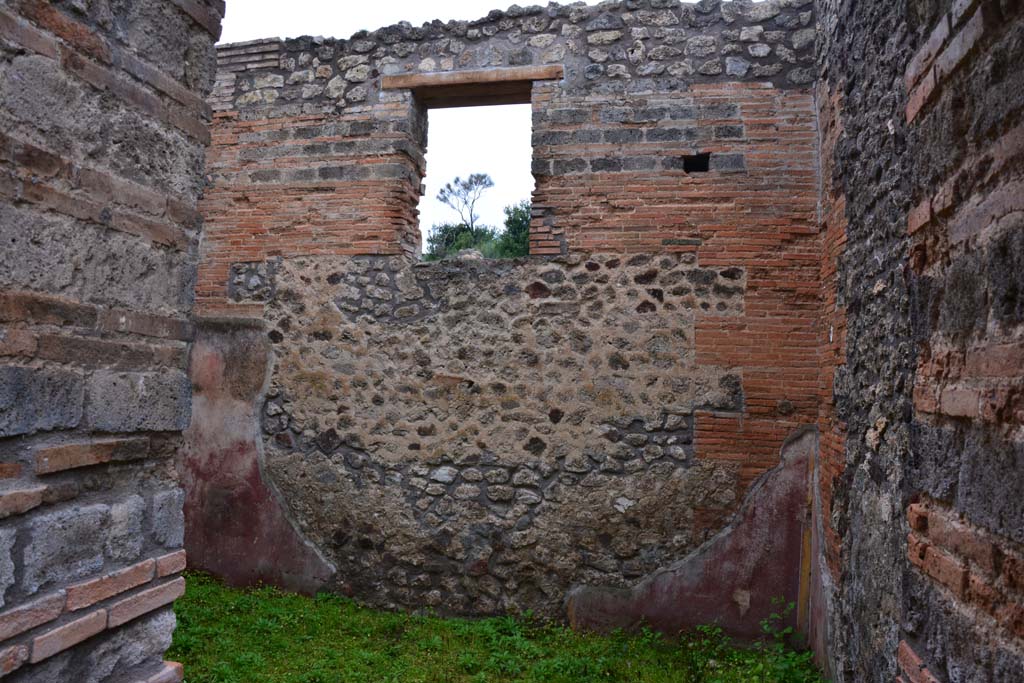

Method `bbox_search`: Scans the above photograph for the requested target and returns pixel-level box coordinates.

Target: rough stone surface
[86,371,191,433]
[210,0,817,119]
[244,253,746,615]
[150,489,185,549]
[23,505,110,596]
[0,367,84,438]
[0,528,15,609]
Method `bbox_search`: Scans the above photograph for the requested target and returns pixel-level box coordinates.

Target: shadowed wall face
[0,0,223,681]
[816,0,1024,679]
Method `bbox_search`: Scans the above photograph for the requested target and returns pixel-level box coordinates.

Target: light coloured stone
[587,30,624,45]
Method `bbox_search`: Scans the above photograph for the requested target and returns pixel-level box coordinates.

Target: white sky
[219,1,607,240]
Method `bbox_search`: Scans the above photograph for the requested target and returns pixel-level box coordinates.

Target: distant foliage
[436,173,494,232]
[423,200,532,261]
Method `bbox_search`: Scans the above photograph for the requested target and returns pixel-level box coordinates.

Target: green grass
[170,573,825,683]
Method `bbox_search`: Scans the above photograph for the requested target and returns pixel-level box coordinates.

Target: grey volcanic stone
[106,495,146,564]
[0,528,15,609]
[151,488,185,548]
[24,505,110,594]
[86,371,191,432]
[0,366,84,437]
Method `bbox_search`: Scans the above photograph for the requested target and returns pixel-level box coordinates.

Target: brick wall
[189,0,823,631]
[0,1,222,680]
[901,0,1024,678]
[815,0,1024,678]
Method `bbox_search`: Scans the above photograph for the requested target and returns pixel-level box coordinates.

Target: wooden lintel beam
[381,65,564,91]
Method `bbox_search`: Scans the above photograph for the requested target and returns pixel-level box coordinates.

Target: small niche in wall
[682,153,711,173]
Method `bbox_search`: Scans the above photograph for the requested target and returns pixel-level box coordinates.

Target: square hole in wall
[682,153,711,173]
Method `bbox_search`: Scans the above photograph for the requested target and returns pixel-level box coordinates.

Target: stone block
[0,528,15,609]
[151,489,185,549]
[23,504,110,594]
[86,371,191,433]
[106,495,146,564]
[0,366,83,437]
[0,644,29,676]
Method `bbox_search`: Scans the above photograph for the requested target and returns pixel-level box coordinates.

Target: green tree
[436,173,494,232]
[422,172,531,260]
[489,201,531,258]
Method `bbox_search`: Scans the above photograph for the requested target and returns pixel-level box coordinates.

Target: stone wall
[0,0,222,680]
[815,0,1024,679]
[3,0,1012,677]
[189,0,822,632]
[196,0,817,313]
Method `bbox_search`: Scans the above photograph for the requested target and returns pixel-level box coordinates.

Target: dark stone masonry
[0,0,1021,681]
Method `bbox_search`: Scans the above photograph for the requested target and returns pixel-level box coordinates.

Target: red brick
[927,512,998,574]
[0,485,47,519]
[923,546,968,598]
[0,328,38,357]
[34,438,150,475]
[0,7,59,59]
[967,573,1001,614]
[897,641,941,683]
[107,578,186,628]
[36,441,115,475]
[0,591,66,642]
[965,342,1024,379]
[10,137,68,178]
[34,334,187,371]
[17,0,111,63]
[904,16,950,92]
[907,197,932,235]
[77,167,166,216]
[0,463,21,479]
[0,644,29,676]
[913,383,940,414]
[905,67,937,124]
[148,661,185,683]
[97,309,194,342]
[995,601,1024,640]
[1003,550,1024,593]
[66,559,156,611]
[935,8,986,81]
[939,386,979,418]
[908,532,929,569]
[0,290,97,326]
[155,550,187,578]
[30,609,107,663]
[907,503,929,533]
